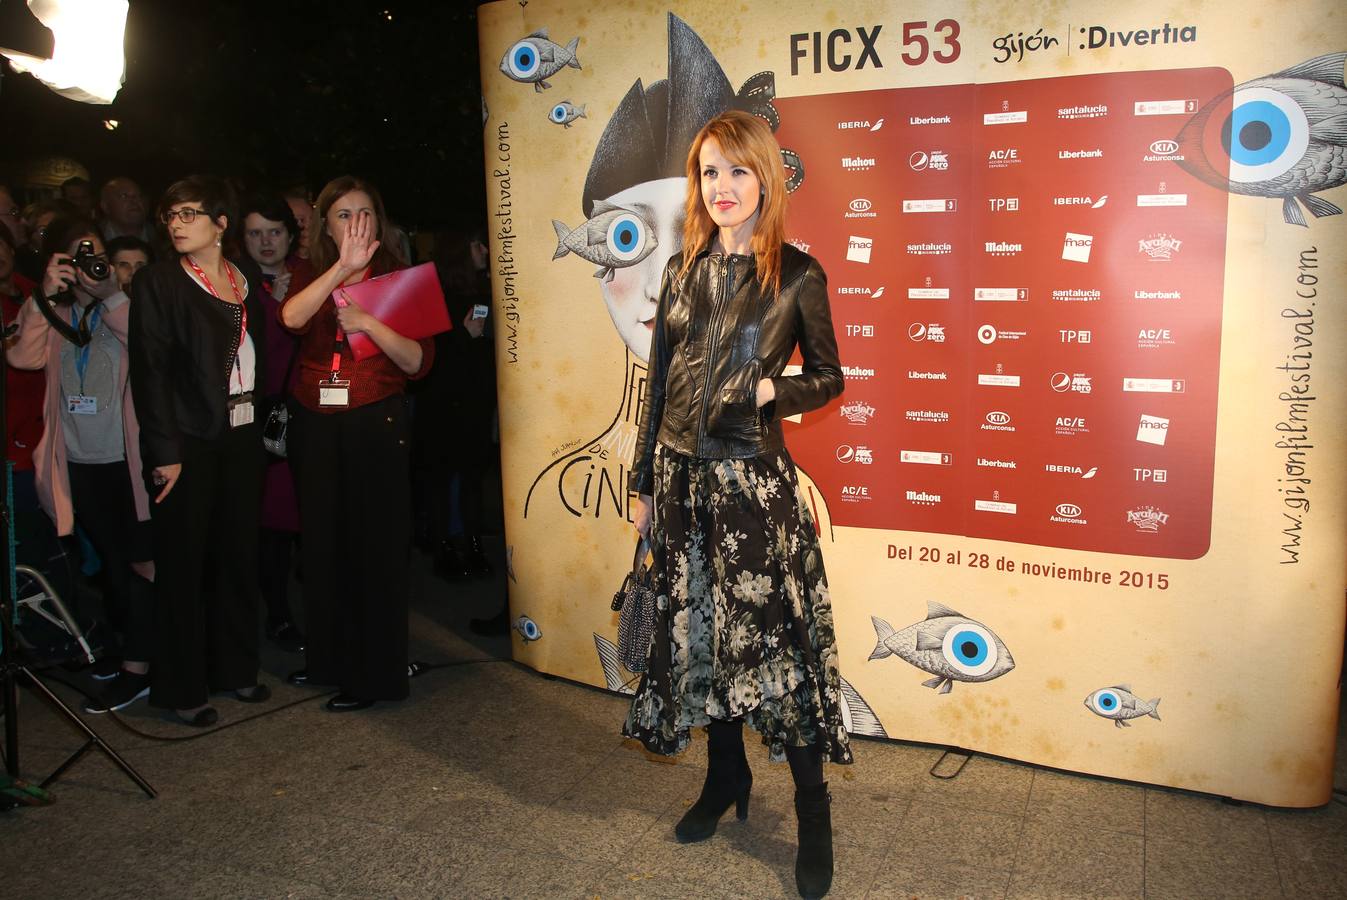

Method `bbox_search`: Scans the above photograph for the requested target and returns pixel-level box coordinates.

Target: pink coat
[8,294,150,536]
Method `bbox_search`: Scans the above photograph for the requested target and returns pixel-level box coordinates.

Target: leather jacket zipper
[696,256,732,452]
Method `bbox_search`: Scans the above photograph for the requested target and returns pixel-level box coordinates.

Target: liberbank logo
[909,114,952,126]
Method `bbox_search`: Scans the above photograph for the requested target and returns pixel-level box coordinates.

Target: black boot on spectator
[466,535,493,577]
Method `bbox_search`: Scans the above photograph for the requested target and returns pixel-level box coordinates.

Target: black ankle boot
[675,724,751,843]
[794,782,833,899]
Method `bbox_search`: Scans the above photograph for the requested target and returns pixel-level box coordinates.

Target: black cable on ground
[24,657,512,744]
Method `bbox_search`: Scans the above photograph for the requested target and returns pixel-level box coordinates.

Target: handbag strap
[631,536,650,575]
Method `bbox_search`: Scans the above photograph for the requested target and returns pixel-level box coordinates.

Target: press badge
[67,395,97,416]
[228,393,255,428]
[319,379,351,408]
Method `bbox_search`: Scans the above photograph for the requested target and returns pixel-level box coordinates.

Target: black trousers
[293,396,411,701]
[258,527,296,626]
[146,424,263,709]
[67,461,153,662]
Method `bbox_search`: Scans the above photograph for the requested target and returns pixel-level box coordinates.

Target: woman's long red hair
[677,111,788,296]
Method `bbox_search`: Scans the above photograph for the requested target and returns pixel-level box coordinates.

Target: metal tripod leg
[16,663,156,798]
[15,565,95,665]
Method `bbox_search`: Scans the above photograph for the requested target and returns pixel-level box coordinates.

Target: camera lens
[87,258,110,280]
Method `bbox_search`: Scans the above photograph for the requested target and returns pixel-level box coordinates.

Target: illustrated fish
[499,30,580,92]
[513,615,542,643]
[1176,52,1347,226]
[1084,685,1161,728]
[547,100,587,128]
[552,200,658,279]
[868,601,1015,693]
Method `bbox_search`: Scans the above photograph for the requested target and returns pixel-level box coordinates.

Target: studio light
[0,0,128,105]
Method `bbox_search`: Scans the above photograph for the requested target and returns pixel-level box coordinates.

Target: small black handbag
[261,396,289,457]
[611,537,657,673]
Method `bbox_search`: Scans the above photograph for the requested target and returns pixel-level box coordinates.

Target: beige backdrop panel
[479,0,1347,806]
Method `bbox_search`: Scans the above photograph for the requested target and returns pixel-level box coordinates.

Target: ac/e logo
[790,27,884,75]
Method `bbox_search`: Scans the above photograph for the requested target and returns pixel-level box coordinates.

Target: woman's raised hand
[337,210,381,274]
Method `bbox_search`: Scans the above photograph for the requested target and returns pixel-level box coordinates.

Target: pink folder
[332,262,452,361]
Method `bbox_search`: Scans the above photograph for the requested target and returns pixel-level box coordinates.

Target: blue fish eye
[551,105,567,122]
[605,213,650,263]
[940,621,999,677]
[1222,100,1290,167]
[506,41,541,79]
[1203,86,1309,185]
[524,620,539,639]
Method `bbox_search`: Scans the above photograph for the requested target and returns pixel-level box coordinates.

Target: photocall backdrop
[477,0,1347,806]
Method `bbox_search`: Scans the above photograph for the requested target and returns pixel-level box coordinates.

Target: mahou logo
[1138,233,1182,261]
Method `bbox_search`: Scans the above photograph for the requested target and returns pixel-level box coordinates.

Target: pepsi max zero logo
[909,150,950,171]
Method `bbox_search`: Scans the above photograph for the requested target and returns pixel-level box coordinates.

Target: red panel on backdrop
[776,67,1233,560]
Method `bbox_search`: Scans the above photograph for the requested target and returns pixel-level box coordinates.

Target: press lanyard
[186,255,247,392]
[328,273,368,382]
[69,303,103,394]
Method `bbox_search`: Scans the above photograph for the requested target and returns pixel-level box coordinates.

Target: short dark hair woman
[128,176,271,726]
[624,111,850,899]
[279,175,434,712]
[239,193,309,648]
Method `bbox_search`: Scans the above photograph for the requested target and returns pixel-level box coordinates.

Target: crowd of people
[0,172,499,726]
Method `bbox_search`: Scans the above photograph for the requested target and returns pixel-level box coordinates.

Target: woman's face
[699,137,761,233]
[598,177,686,362]
[323,190,378,245]
[242,213,292,270]
[166,203,225,256]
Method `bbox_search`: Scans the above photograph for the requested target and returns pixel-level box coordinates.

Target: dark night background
[0,0,489,231]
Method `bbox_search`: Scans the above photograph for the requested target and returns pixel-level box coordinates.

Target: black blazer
[129,257,268,469]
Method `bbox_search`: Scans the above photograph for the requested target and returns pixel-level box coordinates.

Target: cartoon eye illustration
[549,104,569,123]
[605,213,651,264]
[1175,52,1347,227]
[552,202,659,277]
[1220,87,1310,185]
[505,41,541,80]
[1088,688,1121,715]
[941,623,999,678]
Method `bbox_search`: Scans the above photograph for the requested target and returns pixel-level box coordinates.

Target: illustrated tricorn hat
[581,13,799,217]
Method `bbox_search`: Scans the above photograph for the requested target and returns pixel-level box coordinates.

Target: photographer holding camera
[7,217,156,713]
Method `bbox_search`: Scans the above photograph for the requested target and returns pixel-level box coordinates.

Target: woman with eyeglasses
[128,176,270,727]
[279,175,433,713]
[7,216,156,713]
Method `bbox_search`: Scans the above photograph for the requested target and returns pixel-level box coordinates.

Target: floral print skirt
[623,445,853,764]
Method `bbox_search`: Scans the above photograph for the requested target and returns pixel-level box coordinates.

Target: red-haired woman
[624,111,849,899]
[279,176,433,713]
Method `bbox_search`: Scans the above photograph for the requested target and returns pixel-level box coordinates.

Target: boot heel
[736,786,751,820]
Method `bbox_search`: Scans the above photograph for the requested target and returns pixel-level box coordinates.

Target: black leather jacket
[629,242,843,495]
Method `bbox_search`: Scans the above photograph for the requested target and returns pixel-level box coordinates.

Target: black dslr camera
[65,240,111,282]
